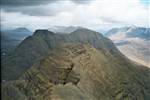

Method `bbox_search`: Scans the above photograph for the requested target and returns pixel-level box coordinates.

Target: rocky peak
[13,27,30,32]
[33,29,54,37]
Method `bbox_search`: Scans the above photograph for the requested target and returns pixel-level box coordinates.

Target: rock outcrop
[2,44,150,100]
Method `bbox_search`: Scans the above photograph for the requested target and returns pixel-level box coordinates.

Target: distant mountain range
[105,26,150,40]
[1,27,32,40]
[48,26,83,33]
[105,26,150,67]
[2,27,150,100]
[1,27,32,55]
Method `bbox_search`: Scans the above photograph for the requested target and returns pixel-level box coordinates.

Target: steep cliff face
[2,28,119,80]
[2,44,150,100]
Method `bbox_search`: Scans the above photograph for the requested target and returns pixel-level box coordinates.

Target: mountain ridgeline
[1,28,32,55]
[2,28,119,80]
[105,26,150,40]
[2,28,150,100]
[105,26,150,67]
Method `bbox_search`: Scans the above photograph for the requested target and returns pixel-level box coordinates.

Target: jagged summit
[2,28,118,80]
[33,29,55,36]
[34,29,50,33]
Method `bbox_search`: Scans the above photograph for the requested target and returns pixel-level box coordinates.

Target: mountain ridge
[105,26,150,40]
[2,43,150,100]
[105,26,150,67]
[2,28,119,80]
[1,27,32,56]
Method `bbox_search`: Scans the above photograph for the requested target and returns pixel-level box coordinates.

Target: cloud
[2,1,76,16]
[3,5,60,16]
[1,0,92,16]
[1,0,91,6]
[1,0,58,6]
[1,0,149,31]
[1,9,74,30]
[71,0,93,4]
[99,17,125,24]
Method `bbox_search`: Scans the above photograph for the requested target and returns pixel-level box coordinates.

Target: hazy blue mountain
[1,28,32,55]
[2,27,32,40]
[1,32,20,55]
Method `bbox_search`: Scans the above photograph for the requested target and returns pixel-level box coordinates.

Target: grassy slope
[2,44,150,100]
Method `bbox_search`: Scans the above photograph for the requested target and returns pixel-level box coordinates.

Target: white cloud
[1,0,149,31]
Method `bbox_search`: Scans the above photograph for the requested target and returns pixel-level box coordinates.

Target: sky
[1,0,150,31]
